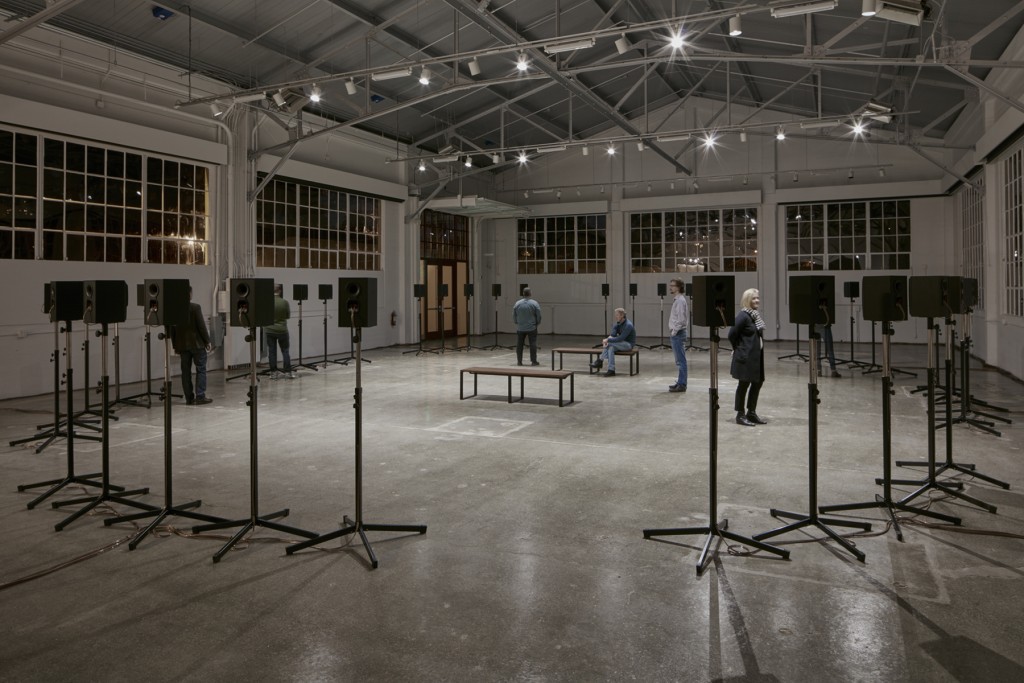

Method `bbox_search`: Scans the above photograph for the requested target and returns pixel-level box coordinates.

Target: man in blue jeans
[667,278,689,393]
[512,287,542,366]
[171,287,213,405]
[590,307,635,377]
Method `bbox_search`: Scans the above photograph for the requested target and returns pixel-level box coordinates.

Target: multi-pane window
[630,208,757,273]
[785,200,910,271]
[0,125,209,264]
[421,210,468,261]
[959,175,985,309]
[0,129,37,259]
[256,175,381,270]
[1003,147,1024,317]
[517,214,606,274]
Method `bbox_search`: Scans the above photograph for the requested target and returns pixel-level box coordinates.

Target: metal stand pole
[51,323,154,531]
[686,294,708,352]
[643,323,790,576]
[481,295,513,350]
[17,320,117,506]
[120,330,164,408]
[820,321,961,540]
[192,325,317,562]
[403,298,436,355]
[778,324,810,362]
[838,296,870,369]
[649,296,670,350]
[293,300,318,372]
[104,329,226,547]
[755,333,871,562]
[286,309,427,568]
[321,298,348,367]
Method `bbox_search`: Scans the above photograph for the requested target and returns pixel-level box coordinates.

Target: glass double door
[422,260,468,341]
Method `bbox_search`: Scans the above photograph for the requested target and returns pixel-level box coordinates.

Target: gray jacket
[513,297,542,332]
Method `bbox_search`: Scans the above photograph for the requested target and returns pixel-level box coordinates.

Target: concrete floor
[1,334,1023,682]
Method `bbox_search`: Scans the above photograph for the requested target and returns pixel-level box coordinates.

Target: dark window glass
[66,142,85,171]
[44,139,64,169]
[14,230,34,259]
[15,133,37,165]
[87,147,105,175]
[43,230,63,260]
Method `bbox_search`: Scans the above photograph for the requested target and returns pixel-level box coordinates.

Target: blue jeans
[516,329,538,364]
[671,331,688,387]
[180,346,208,402]
[267,332,291,372]
[600,341,632,371]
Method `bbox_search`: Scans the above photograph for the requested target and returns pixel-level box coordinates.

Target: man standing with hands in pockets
[667,278,689,393]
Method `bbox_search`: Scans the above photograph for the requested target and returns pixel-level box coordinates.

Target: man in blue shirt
[512,288,542,366]
[591,307,636,377]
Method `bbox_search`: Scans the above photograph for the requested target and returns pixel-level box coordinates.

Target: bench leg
[570,373,574,404]
[507,375,512,403]
[519,376,525,402]
[559,377,563,407]
[460,372,464,400]
[551,349,555,370]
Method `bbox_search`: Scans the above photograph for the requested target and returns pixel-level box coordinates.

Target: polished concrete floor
[2,334,1023,682]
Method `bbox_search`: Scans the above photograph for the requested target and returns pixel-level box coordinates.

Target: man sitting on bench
[591,307,636,377]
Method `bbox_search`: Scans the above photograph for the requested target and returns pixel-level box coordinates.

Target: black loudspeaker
[843,281,860,299]
[143,279,190,326]
[293,284,308,301]
[464,283,474,297]
[657,283,667,297]
[910,276,964,318]
[338,277,377,328]
[491,283,501,297]
[83,280,128,324]
[438,283,449,299]
[319,284,333,301]
[962,278,978,308]
[862,276,908,322]
[601,283,610,297]
[684,283,693,297]
[789,275,836,326]
[230,278,274,328]
[49,281,84,322]
[629,283,638,297]
[692,275,735,328]
[413,284,426,299]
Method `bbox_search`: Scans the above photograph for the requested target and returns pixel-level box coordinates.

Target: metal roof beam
[0,0,87,47]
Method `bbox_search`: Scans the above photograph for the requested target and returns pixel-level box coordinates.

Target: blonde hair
[740,288,760,309]
[614,307,626,317]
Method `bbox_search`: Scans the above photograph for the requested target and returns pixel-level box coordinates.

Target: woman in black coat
[729,288,768,427]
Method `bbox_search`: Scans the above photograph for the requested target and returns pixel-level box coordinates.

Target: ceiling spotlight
[703,134,717,148]
[776,127,786,141]
[646,183,652,192]
[879,168,886,178]
[861,0,877,15]
[345,78,358,95]
[517,151,528,164]
[600,185,605,194]
[581,145,589,156]
[309,85,322,103]
[670,181,675,190]
[491,153,500,164]
[852,119,866,135]
[464,156,473,167]
[468,57,481,77]
[272,91,288,108]
[576,188,581,197]
[847,168,854,179]
[419,67,432,85]
[556,189,562,199]
[636,140,645,151]
[516,53,529,72]
[615,35,631,54]
[607,144,616,155]
[792,172,799,182]
[740,130,748,143]
[669,31,685,49]
[693,180,700,193]
[770,1,838,19]
[729,15,742,37]
[523,190,529,198]
[743,176,749,185]
[418,161,426,172]
[209,102,226,117]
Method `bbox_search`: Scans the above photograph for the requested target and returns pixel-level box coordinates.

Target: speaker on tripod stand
[288,277,426,568]
[649,282,671,350]
[644,275,789,575]
[291,284,318,373]
[482,284,512,350]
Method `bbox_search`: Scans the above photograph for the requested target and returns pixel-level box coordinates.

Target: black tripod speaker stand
[50,322,153,531]
[73,323,112,423]
[292,298,319,373]
[320,296,349,367]
[481,293,513,351]
[819,321,961,541]
[403,293,438,355]
[649,293,671,351]
[778,324,810,362]
[889,317,1006,512]
[119,329,164,408]
[685,293,708,352]
[941,310,1012,436]
[192,321,317,562]
[862,322,916,378]
[837,295,871,370]
[754,330,872,562]
[286,309,427,568]
[17,319,117,507]
[643,320,790,576]
[9,317,101,453]
[104,328,225,548]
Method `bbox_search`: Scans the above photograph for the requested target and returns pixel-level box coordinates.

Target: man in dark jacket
[171,287,213,405]
[264,284,294,378]
[590,307,636,377]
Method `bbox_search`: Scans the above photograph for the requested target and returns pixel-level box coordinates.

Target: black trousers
[516,329,538,364]
[735,380,762,413]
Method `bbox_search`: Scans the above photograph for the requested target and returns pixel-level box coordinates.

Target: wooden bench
[550,346,640,376]
[460,366,575,406]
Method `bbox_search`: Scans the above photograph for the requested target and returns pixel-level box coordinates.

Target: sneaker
[287,371,297,379]
[669,384,686,393]
[603,370,616,377]
[195,397,213,405]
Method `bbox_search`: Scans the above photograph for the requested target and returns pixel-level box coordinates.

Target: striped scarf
[743,307,766,332]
